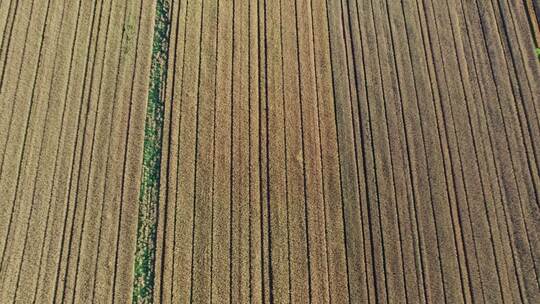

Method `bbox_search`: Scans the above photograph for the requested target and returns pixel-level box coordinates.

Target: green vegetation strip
[133,0,170,303]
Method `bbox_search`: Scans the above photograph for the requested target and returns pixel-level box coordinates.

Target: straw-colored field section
[0,0,154,302]
[155,0,540,303]
[1,0,539,303]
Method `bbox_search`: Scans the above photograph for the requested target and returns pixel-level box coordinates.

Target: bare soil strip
[0,0,538,303]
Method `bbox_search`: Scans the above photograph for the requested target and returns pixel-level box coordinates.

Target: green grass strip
[133,0,170,303]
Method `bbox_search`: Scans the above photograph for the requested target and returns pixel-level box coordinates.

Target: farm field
[1,0,539,303]
[0,0,154,302]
